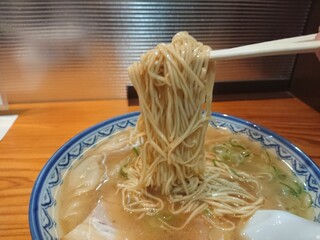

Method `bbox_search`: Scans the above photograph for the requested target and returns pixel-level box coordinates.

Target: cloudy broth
[55,126,314,240]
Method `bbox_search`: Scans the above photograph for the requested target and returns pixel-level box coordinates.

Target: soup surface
[55,126,314,240]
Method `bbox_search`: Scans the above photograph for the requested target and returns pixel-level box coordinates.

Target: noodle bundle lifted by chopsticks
[129,32,215,194]
[119,32,263,230]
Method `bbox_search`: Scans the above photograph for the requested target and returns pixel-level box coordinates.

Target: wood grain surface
[0,98,319,239]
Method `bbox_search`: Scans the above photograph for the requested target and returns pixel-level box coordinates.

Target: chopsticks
[210,33,320,60]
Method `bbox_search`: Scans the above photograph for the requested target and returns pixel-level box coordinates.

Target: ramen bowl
[29,112,320,239]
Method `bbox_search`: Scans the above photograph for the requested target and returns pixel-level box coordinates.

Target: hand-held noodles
[118,32,264,230]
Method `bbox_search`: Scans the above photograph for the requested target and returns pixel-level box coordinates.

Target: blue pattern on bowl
[29,112,320,239]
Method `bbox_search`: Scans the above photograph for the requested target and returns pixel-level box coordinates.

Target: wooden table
[0,98,319,239]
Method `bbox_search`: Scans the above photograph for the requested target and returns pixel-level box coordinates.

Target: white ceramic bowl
[29,112,320,239]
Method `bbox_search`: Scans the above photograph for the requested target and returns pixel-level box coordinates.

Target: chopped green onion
[120,166,128,178]
[230,138,246,149]
[264,151,272,163]
[241,150,251,157]
[221,152,231,161]
[273,166,287,180]
[280,182,299,197]
[133,147,139,156]
[213,145,229,154]
[301,192,313,208]
[292,182,302,195]
[212,160,218,167]
[203,208,213,218]
[230,168,241,177]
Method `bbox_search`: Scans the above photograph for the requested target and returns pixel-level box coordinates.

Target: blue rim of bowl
[29,112,320,239]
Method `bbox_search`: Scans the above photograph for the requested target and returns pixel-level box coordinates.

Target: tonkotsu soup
[55,126,314,240]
